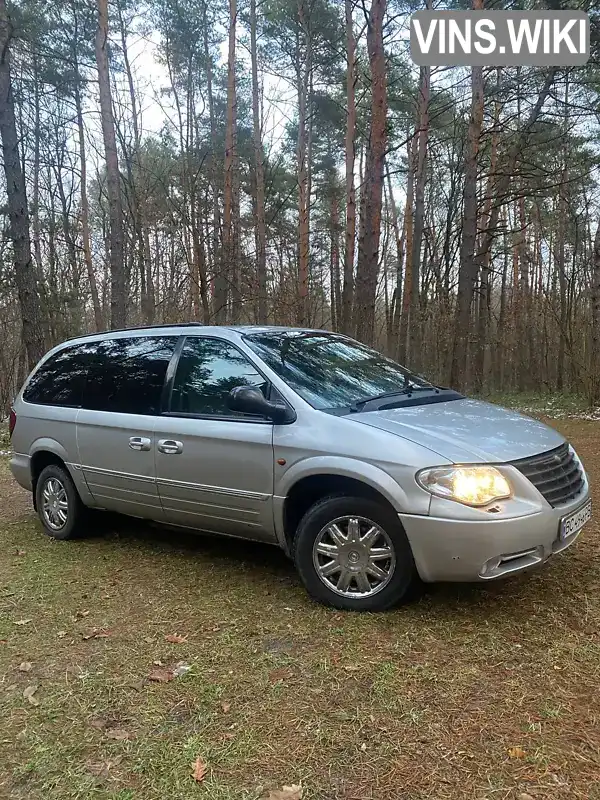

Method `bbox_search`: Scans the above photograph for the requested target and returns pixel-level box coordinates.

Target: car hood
[351,398,565,463]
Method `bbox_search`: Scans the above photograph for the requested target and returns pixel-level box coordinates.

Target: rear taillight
[8,407,16,438]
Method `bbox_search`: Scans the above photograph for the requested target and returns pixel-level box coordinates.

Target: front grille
[511,443,584,508]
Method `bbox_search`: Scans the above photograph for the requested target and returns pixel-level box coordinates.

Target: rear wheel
[35,464,87,540]
[293,495,417,611]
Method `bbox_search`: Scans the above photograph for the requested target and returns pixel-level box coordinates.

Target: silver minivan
[9,324,591,611]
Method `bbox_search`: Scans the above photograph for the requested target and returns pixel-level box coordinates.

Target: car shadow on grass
[99,510,297,581]
[91,510,593,618]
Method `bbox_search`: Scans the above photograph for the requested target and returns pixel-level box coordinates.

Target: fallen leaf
[191,756,207,783]
[18,662,32,672]
[105,728,134,741]
[82,629,111,640]
[221,701,231,713]
[517,794,535,800]
[508,746,527,759]
[172,661,191,678]
[13,619,32,626]
[269,668,293,683]
[148,668,173,683]
[165,634,188,644]
[87,755,123,778]
[262,785,303,800]
[23,685,39,706]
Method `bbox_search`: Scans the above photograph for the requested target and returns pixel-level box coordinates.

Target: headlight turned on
[417,465,512,508]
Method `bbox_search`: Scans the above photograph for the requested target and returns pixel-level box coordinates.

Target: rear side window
[170,337,267,417]
[83,337,177,415]
[23,342,96,407]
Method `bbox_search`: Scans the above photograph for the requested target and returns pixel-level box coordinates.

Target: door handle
[157,439,183,455]
[129,436,151,451]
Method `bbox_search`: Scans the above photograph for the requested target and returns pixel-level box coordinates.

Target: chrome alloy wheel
[312,515,396,598]
[41,477,69,531]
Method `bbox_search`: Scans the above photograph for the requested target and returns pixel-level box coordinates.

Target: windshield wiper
[350,385,439,412]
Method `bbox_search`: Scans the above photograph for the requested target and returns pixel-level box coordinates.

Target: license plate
[560,500,592,541]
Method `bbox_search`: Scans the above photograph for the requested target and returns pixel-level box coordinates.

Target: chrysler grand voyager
[9,325,591,611]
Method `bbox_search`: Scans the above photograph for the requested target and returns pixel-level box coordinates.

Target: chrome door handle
[129,436,151,451]
[157,439,183,455]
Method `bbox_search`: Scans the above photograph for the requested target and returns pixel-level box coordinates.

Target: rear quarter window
[22,343,97,407]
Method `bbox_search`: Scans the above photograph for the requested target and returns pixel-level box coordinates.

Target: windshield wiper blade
[351,385,439,412]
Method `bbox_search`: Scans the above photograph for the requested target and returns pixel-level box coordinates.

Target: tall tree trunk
[556,77,569,392]
[96,0,126,329]
[590,219,600,406]
[202,0,220,302]
[385,170,404,358]
[354,0,387,345]
[409,52,431,369]
[296,0,311,326]
[330,188,341,328]
[0,0,45,366]
[473,67,500,392]
[250,0,267,323]
[341,0,356,334]
[74,58,103,331]
[31,54,42,281]
[450,0,484,391]
[398,134,416,363]
[516,193,532,391]
[217,0,238,324]
[117,2,154,325]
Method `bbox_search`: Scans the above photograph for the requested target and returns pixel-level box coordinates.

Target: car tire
[35,464,87,540]
[293,494,417,611]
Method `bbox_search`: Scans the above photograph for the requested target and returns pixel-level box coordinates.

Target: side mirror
[227,385,293,423]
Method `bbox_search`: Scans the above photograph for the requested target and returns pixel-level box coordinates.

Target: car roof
[60,323,330,346]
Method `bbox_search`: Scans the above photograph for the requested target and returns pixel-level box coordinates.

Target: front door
[76,336,177,518]
[155,336,275,541]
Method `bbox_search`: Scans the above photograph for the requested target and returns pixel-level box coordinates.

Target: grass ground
[1,417,600,800]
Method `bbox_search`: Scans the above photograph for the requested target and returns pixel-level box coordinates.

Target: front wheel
[293,495,417,611]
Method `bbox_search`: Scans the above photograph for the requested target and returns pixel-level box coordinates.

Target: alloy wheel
[41,477,69,531]
[312,515,396,599]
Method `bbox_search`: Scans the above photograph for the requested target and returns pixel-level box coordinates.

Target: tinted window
[23,342,98,407]
[243,331,430,410]
[83,337,177,415]
[170,337,267,416]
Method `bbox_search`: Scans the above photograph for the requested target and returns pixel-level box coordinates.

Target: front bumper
[400,488,590,583]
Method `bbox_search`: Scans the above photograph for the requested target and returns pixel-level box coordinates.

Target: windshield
[243,331,432,410]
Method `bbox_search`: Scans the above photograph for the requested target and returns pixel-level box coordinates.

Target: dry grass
[1,418,600,799]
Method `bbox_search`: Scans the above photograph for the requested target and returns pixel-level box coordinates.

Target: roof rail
[67,322,206,341]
